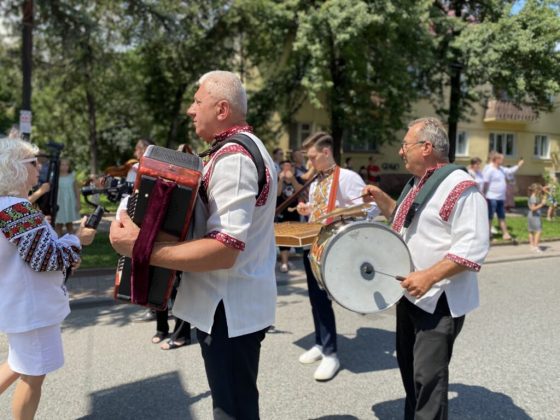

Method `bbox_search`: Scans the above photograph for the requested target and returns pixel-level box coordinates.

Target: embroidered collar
[416,163,448,188]
[198,125,254,159]
[213,125,253,143]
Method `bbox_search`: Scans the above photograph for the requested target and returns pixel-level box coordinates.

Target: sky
[512,0,526,15]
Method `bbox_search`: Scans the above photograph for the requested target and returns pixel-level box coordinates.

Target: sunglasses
[20,157,38,167]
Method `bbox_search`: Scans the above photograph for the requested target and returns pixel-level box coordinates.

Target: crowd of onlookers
[467,151,558,252]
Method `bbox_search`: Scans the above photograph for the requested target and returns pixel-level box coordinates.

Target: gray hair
[409,117,449,158]
[198,71,247,117]
[0,136,39,196]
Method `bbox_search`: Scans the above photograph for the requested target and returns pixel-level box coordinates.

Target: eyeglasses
[400,141,426,151]
[20,157,38,167]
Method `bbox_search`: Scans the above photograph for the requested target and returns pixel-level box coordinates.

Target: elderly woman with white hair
[0,137,96,419]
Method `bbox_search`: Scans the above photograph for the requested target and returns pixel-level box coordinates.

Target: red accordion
[114,145,203,309]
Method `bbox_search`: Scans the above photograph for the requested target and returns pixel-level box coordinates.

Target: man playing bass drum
[362,117,489,420]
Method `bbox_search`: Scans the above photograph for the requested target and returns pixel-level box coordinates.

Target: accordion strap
[131,178,177,305]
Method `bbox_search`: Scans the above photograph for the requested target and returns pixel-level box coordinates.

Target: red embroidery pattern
[255,168,272,207]
[445,253,481,272]
[203,144,252,192]
[439,181,477,221]
[0,201,43,240]
[0,201,81,273]
[206,231,245,251]
[213,125,253,143]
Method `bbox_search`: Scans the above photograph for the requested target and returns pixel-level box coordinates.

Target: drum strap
[325,166,341,225]
[391,164,467,229]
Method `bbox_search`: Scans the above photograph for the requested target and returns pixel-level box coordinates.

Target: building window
[455,131,468,156]
[489,132,515,157]
[290,122,327,150]
[343,128,380,152]
[298,123,312,145]
[533,135,550,159]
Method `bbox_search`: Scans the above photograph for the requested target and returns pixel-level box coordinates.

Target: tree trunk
[21,0,33,140]
[86,87,98,174]
[447,62,462,163]
[165,83,187,148]
[328,32,343,164]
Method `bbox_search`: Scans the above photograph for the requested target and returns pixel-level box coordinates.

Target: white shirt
[308,167,380,221]
[396,170,489,317]
[468,168,485,192]
[126,163,139,183]
[484,165,520,200]
[0,197,80,333]
[173,132,277,337]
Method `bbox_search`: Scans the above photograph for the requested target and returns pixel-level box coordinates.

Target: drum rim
[319,220,412,314]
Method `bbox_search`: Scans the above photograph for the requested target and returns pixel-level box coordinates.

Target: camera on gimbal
[81,176,133,205]
[80,176,133,229]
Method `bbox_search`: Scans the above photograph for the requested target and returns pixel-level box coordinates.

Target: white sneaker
[299,345,323,364]
[314,354,340,381]
[279,263,289,273]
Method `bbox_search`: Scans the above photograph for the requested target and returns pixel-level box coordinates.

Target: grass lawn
[491,214,560,244]
[80,231,120,269]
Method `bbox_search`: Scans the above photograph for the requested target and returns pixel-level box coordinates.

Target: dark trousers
[303,250,337,355]
[396,294,465,420]
[156,309,191,342]
[196,302,267,420]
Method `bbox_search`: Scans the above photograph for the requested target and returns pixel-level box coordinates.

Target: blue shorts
[487,199,506,220]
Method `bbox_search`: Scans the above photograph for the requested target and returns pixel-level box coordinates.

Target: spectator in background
[126,139,153,183]
[55,158,81,237]
[272,147,284,175]
[483,153,524,241]
[544,175,558,221]
[292,150,309,184]
[344,157,353,171]
[467,157,485,192]
[276,160,303,272]
[28,182,50,205]
[358,165,368,182]
[527,183,546,253]
[367,156,381,185]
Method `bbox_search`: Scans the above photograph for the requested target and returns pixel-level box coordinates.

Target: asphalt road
[1,257,559,419]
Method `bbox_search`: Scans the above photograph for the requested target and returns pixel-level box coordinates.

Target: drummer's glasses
[400,141,426,152]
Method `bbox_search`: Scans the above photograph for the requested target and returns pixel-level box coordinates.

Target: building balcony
[484,99,538,123]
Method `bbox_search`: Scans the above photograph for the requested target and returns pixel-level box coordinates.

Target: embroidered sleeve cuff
[205,231,245,251]
[445,253,481,272]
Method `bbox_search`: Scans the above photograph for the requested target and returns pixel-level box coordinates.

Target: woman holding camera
[0,137,96,419]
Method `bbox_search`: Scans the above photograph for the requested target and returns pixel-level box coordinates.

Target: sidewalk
[68,240,560,307]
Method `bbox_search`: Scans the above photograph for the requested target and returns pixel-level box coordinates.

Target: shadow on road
[63,302,146,331]
[294,327,398,375]
[371,383,531,419]
[76,371,210,420]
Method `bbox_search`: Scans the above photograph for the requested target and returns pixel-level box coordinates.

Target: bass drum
[309,220,412,314]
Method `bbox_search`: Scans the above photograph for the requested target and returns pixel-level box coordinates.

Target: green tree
[426,0,560,160]
[232,0,434,162]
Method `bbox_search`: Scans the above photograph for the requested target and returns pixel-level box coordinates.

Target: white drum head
[321,221,412,314]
